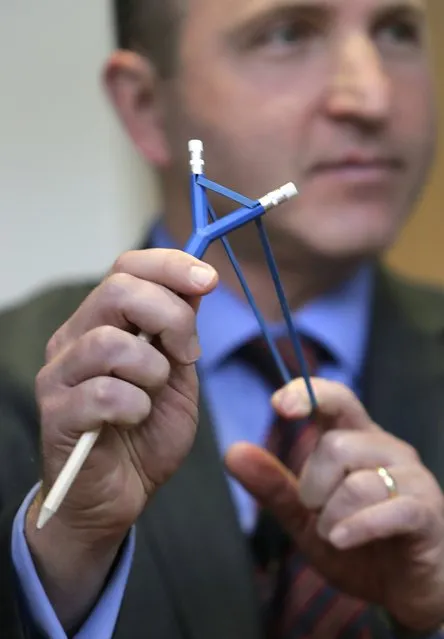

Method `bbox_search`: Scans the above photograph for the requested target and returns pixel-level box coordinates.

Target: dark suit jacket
[0,266,444,638]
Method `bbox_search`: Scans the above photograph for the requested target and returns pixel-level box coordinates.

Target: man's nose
[324,33,391,127]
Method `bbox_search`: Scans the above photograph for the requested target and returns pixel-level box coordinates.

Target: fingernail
[190,265,216,288]
[329,526,349,549]
[186,335,201,363]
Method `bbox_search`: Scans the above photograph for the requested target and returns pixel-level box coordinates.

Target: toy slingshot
[184,140,317,407]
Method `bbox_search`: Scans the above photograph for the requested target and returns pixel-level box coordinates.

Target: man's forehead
[188,0,425,20]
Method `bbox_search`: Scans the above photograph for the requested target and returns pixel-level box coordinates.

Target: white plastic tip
[281,182,298,199]
[258,182,299,210]
[36,506,54,530]
[188,139,203,153]
[188,139,205,174]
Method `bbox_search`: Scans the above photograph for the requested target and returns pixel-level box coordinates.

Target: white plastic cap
[188,139,203,154]
[258,181,299,210]
[188,139,205,174]
[281,182,298,199]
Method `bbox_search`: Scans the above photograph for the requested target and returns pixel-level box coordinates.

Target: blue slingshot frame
[182,140,317,412]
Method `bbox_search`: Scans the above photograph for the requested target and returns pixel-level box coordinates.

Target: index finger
[272,378,380,434]
[45,249,218,360]
[110,248,218,291]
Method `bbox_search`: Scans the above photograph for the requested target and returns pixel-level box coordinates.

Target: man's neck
[162,212,361,322]
[206,243,360,321]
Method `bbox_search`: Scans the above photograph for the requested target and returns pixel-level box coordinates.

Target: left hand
[225,378,444,633]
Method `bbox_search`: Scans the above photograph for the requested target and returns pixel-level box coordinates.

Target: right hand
[30,248,218,543]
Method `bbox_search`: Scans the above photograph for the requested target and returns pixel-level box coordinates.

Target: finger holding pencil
[32,249,218,538]
[36,331,153,530]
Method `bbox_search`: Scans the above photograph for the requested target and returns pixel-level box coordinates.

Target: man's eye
[252,20,318,50]
[375,20,421,47]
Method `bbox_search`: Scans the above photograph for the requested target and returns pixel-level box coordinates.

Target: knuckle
[45,329,64,363]
[91,377,119,415]
[134,392,152,424]
[88,325,124,361]
[400,498,430,532]
[168,300,195,333]
[342,472,369,505]
[152,354,171,387]
[320,430,347,463]
[111,251,136,275]
[103,272,134,305]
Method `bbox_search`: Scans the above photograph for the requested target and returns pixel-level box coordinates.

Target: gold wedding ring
[376,466,398,499]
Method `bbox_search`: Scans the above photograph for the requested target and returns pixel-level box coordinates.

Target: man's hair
[113,0,184,77]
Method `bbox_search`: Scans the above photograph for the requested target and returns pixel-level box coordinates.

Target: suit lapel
[362,267,444,482]
[136,401,262,639]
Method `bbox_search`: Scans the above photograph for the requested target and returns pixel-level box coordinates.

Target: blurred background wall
[0,1,159,308]
[386,0,444,283]
[0,1,442,309]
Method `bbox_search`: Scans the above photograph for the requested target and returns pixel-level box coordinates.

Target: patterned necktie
[241,336,372,639]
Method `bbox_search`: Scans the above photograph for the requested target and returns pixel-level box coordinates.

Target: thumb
[225,442,311,533]
[272,378,379,434]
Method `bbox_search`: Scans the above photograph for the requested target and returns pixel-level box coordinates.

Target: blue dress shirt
[12,225,375,637]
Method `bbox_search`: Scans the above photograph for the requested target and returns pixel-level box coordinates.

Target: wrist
[25,490,128,632]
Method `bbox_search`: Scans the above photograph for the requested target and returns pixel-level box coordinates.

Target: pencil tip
[37,506,53,530]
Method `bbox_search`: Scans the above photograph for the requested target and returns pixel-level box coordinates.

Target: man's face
[158,0,436,261]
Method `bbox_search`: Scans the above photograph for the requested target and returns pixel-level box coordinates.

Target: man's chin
[278,209,400,261]
[311,225,397,258]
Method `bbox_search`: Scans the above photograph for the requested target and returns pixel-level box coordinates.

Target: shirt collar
[149,223,374,379]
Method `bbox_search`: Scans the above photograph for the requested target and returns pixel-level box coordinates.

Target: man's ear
[103,50,170,167]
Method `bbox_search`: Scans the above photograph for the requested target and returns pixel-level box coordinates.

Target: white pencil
[37,429,101,529]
